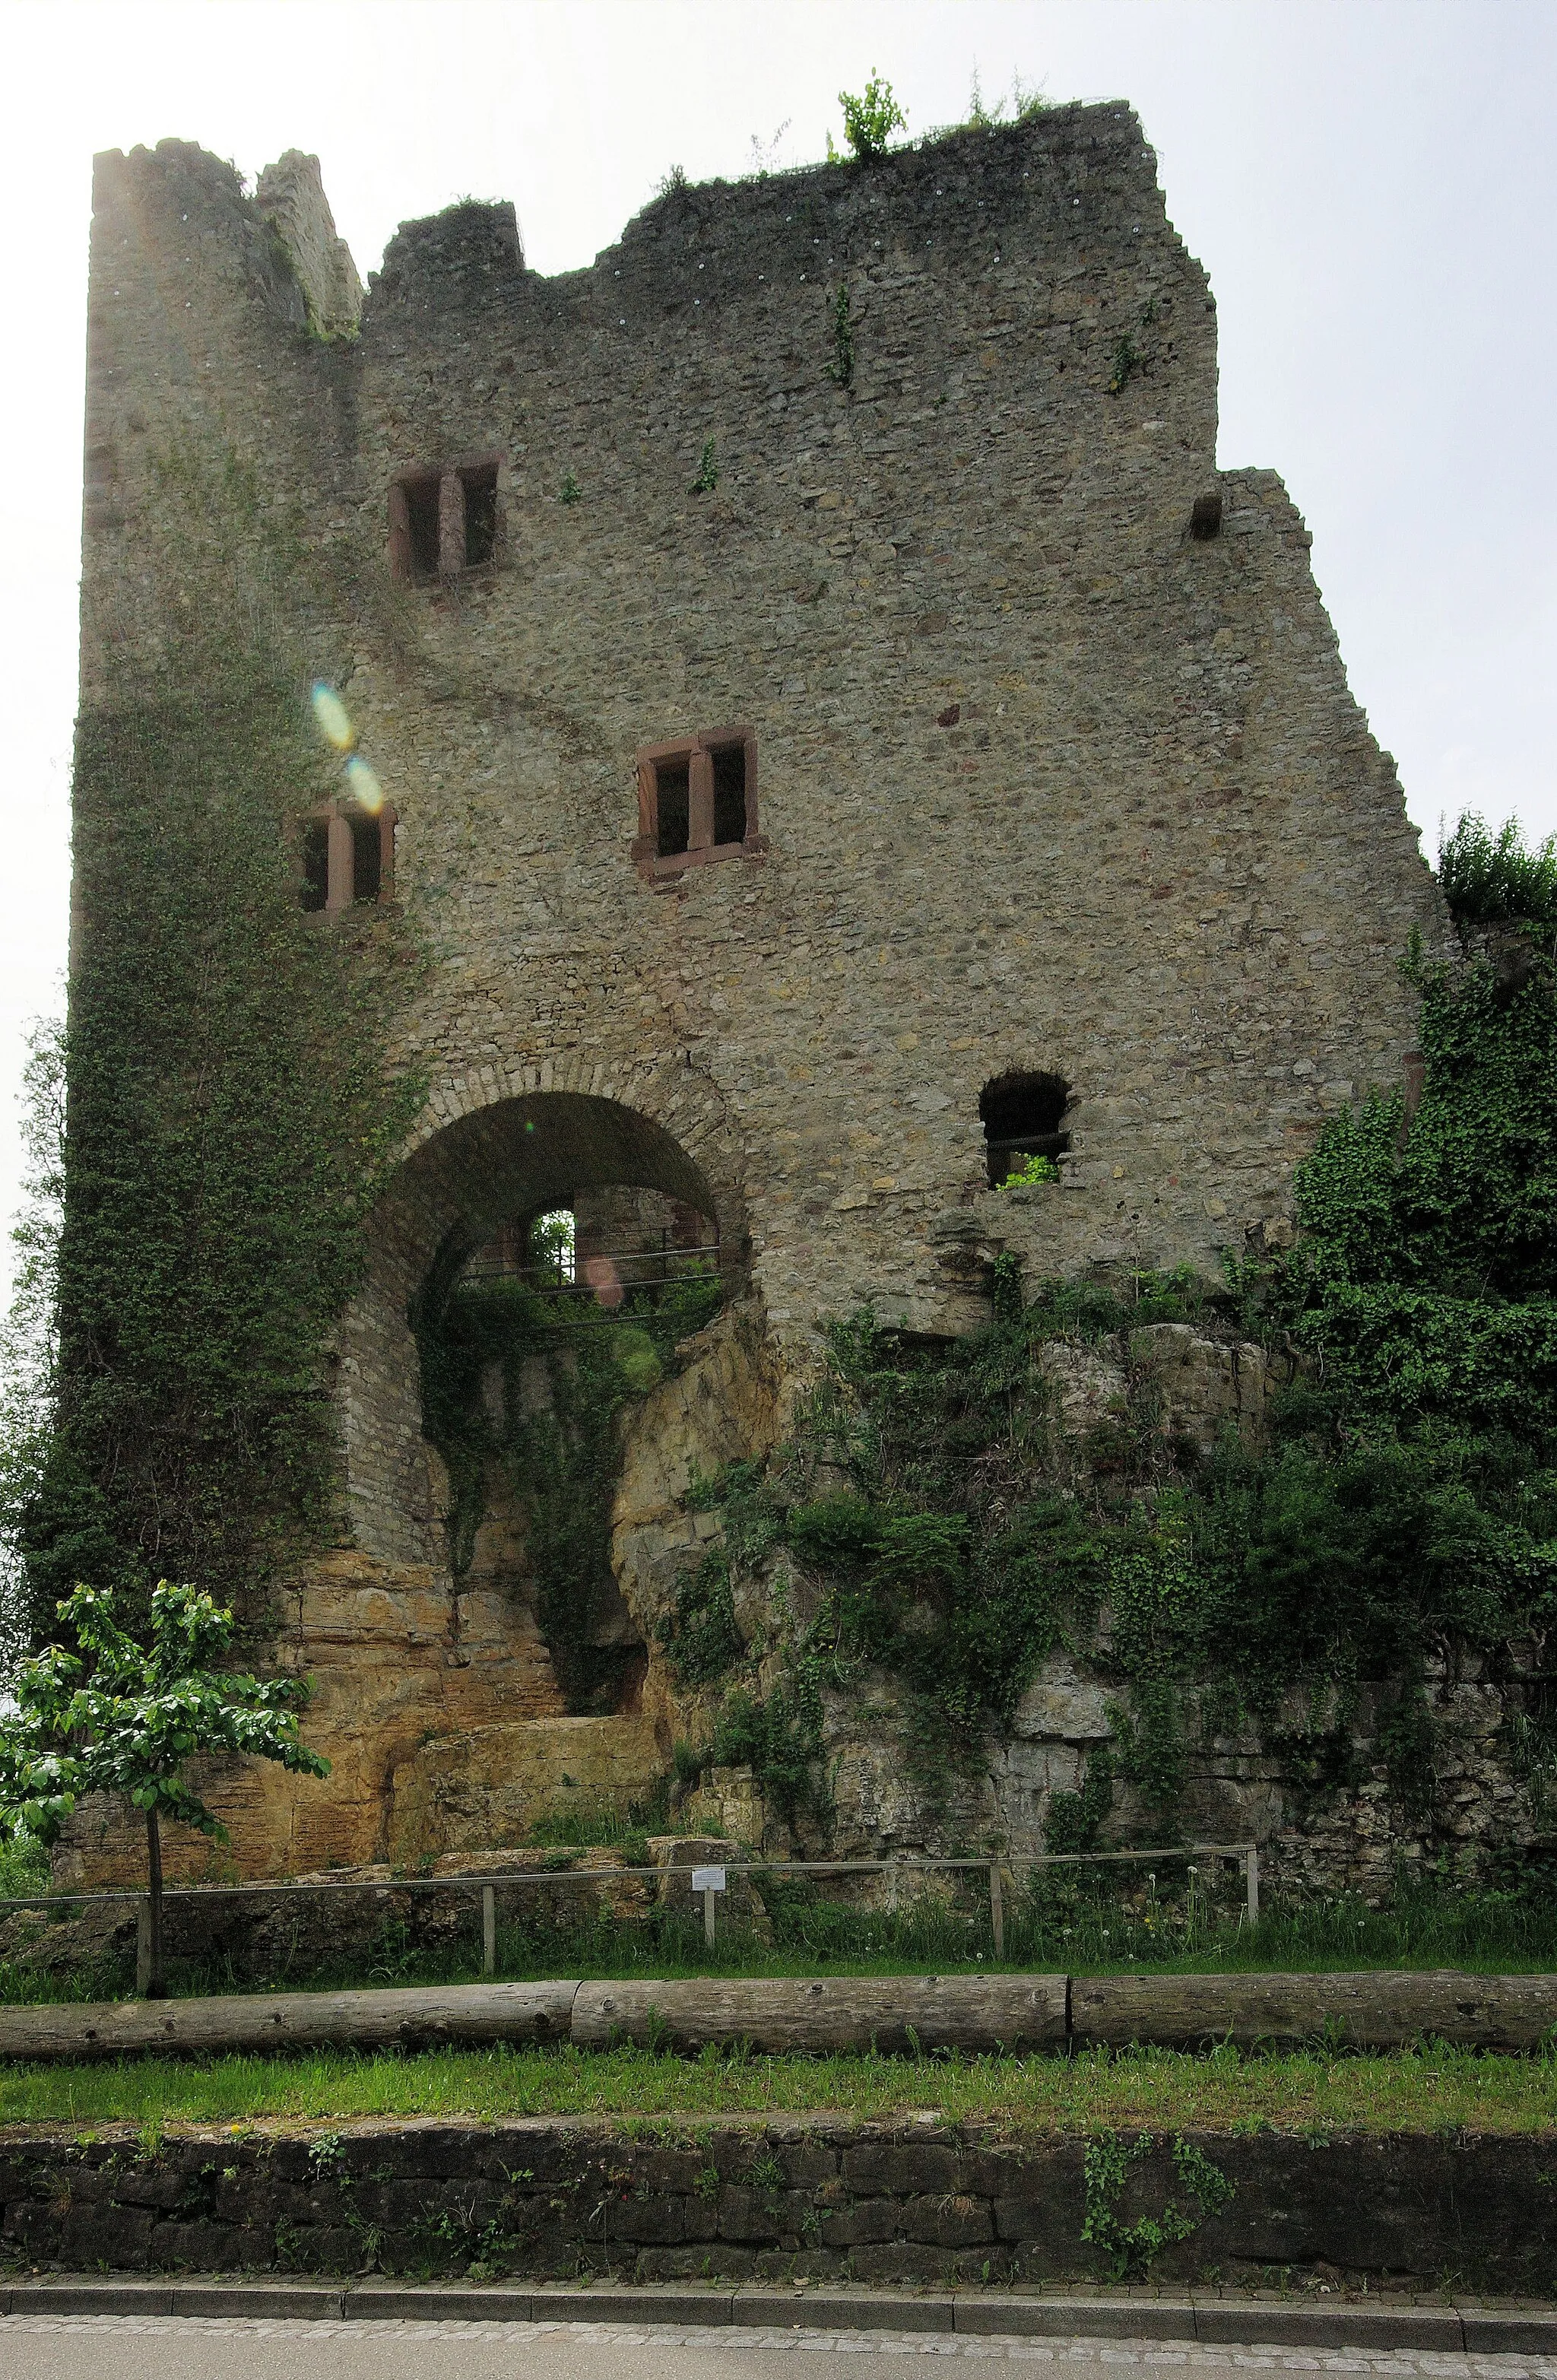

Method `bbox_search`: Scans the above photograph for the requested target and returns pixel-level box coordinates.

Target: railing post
[1244,1844,1260,1925]
[482,1884,496,1976]
[989,1861,1004,1960]
[702,1884,717,1948]
[135,1896,152,1997]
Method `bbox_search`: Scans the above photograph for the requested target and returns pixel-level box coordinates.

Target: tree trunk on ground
[144,1802,166,1999]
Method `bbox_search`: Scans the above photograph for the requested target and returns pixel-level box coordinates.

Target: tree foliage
[0,1579,328,1848]
[1438,811,1557,932]
[0,1579,329,1992]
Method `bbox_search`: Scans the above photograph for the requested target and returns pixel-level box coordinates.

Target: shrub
[1438,811,1557,931]
[836,72,906,161]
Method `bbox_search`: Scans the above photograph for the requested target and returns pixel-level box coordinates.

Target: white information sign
[690,1865,728,1893]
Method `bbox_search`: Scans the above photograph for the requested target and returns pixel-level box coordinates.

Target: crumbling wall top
[256,148,363,337]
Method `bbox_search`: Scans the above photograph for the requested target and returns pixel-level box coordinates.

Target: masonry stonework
[69,108,1448,1886]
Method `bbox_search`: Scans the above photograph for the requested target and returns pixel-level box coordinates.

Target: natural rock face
[1127,1322,1297,1455]
[387,1717,663,1865]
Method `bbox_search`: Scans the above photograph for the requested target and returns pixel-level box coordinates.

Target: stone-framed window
[979,1069,1071,1187]
[633,728,761,884]
[388,456,503,582]
[299,801,397,914]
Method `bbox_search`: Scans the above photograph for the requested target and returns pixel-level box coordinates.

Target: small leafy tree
[1438,810,1557,931]
[836,71,906,161]
[0,1580,329,1996]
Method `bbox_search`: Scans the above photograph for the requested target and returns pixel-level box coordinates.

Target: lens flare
[344,755,384,812]
[585,1254,623,1310]
[310,682,355,752]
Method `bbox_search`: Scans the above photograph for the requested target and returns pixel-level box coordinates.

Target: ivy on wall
[2,445,423,1646]
[414,1242,722,1712]
[670,910,1557,1846]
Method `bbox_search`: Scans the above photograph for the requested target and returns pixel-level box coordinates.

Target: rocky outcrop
[387,1716,663,1865]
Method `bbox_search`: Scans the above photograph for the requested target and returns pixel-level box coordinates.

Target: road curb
[5,2275,1557,2347]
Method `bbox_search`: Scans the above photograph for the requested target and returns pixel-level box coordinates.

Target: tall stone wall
[68,109,1448,1880]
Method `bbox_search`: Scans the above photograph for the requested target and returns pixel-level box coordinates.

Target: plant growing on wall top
[0,1580,328,1997]
[832,72,907,162]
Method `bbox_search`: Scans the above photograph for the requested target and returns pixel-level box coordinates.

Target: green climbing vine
[1,440,423,1651]
[667,852,1557,1842]
[414,1233,722,1713]
[1082,2131,1235,2280]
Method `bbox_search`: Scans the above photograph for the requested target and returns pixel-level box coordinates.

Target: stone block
[175,2283,347,2317]
[842,2143,961,2195]
[8,2278,175,2315]
[608,2194,686,2245]
[1461,2309,1557,2355]
[899,2193,994,2248]
[820,2199,900,2248]
[733,2286,956,2331]
[57,2204,155,2267]
[529,2283,734,2323]
[1194,2300,1463,2350]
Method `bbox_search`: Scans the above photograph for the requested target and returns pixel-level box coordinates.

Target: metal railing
[463,1244,721,1291]
[0,1843,1259,1992]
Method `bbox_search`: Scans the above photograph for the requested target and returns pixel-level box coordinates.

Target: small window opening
[349,811,382,903]
[711,743,748,846]
[405,475,441,579]
[655,757,690,857]
[980,1069,1071,1188]
[461,465,499,566]
[300,820,330,913]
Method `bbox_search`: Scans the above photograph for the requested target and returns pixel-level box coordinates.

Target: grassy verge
[8,1870,1557,2005]
[2,2037,1555,2134]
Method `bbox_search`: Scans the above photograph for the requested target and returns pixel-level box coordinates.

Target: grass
[2,2035,1555,2134]
[8,1867,1557,2006]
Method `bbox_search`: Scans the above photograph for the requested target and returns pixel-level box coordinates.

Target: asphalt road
[2,2317,1552,2380]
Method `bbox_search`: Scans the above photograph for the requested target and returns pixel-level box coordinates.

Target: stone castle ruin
[64,106,1455,1897]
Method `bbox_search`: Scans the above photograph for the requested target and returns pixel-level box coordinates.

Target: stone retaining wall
[3,2118,1554,2296]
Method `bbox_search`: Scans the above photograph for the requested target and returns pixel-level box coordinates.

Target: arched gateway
[338,1074,747,1569]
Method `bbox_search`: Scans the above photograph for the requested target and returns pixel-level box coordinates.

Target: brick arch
[336,1058,747,1566]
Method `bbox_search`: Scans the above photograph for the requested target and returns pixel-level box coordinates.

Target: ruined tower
[65,110,1441,1883]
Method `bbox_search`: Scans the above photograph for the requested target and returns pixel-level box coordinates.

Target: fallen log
[569,1972,1068,2052]
[0,1979,580,2062]
[1071,1969,1557,2049]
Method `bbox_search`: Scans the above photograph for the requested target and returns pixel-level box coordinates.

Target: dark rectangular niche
[404,475,441,579]
[655,757,690,857]
[711,742,748,846]
[300,819,329,912]
[350,811,382,902]
[462,465,499,566]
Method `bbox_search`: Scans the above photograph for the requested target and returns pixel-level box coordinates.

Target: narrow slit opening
[404,477,441,579]
[462,465,498,566]
[349,811,382,903]
[300,820,329,912]
[655,757,690,857]
[711,743,748,846]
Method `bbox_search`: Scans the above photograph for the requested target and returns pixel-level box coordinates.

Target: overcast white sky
[2,0,1554,1299]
